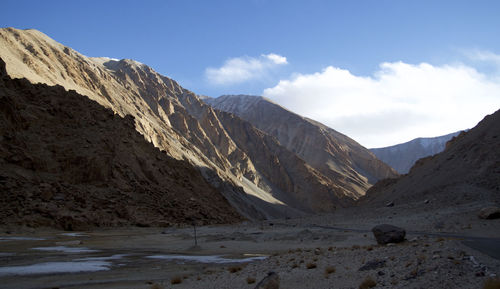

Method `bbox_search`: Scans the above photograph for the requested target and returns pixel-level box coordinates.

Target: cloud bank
[205,53,287,85]
[263,58,500,148]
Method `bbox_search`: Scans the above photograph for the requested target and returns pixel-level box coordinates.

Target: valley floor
[0,202,499,289]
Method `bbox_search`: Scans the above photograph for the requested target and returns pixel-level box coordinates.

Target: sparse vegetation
[483,278,500,289]
[306,262,317,269]
[359,276,377,289]
[228,266,242,273]
[171,276,182,285]
[325,266,336,274]
[150,284,164,289]
[247,277,256,284]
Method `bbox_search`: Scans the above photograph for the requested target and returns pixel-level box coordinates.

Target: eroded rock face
[0,58,243,229]
[206,95,399,199]
[372,224,406,245]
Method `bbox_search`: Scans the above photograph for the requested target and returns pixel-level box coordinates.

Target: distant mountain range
[0,28,396,225]
[370,131,463,174]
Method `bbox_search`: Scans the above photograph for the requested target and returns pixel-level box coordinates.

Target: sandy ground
[0,203,499,289]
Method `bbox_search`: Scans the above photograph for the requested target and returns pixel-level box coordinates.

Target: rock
[386,201,395,207]
[254,272,279,289]
[359,259,386,271]
[478,207,500,219]
[372,224,406,245]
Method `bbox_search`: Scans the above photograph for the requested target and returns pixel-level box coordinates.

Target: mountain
[205,95,398,197]
[361,109,500,208]
[0,58,242,230]
[0,27,380,218]
[370,131,463,174]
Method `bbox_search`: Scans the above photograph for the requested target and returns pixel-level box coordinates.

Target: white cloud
[465,49,500,65]
[205,53,287,85]
[263,58,500,148]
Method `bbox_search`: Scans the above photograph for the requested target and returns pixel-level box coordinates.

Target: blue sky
[3,0,500,147]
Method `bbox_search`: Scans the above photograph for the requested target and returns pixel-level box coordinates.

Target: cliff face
[0,28,361,217]
[206,95,398,198]
[0,58,243,229]
[361,109,500,208]
[370,131,462,174]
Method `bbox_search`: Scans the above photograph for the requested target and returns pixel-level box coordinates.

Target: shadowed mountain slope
[361,109,500,208]
[0,28,365,217]
[0,58,243,229]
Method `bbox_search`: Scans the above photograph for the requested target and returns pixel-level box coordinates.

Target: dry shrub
[228,266,242,273]
[291,263,298,269]
[359,276,376,289]
[247,277,256,284]
[328,246,334,251]
[483,278,500,289]
[306,262,317,269]
[171,276,182,285]
[366,246,373,251]
[150,284,164,289]
[325,266,336,274]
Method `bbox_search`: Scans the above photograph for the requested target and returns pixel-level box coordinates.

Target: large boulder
[478,207,500,219]
[372,224,406,245]
[254,272,279,289]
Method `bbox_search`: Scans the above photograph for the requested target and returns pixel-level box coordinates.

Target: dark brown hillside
[0,58,243,230]
[361,108,500,208]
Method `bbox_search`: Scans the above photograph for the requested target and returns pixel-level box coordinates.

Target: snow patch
[146,254,267,264]
[0,261,111,276]
[32,246,98,253]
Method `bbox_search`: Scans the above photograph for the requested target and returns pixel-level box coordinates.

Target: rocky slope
[0,27,367,217]
[205,95,398,197]
[370,131,462,173]
[0,58,243,230]
[361,109,500,208]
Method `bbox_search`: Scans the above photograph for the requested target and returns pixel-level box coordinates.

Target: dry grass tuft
[228,266,243,273]
[325,266,336,274]
[483,278,500,289]
[306,262,317,269]
[359,276,377,289]
[171,276,182,285]
[247,277,256,284]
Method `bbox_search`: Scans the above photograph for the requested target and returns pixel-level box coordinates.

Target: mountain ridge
[370,131,463,174]
[205,94,398,198]
[0,27,383,219]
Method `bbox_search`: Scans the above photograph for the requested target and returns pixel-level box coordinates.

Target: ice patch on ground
[76,254,128,261]
[146,254,267,264]
[60,232,88,237]
[0,261,111,276]
[0,236,46,241]
[32,246,98,253]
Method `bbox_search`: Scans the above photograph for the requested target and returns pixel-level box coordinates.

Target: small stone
[378,271,385,276]
[359,260,386,271]
[254,272,279,289]
[432,255,440,259]
[386,201,395,207]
